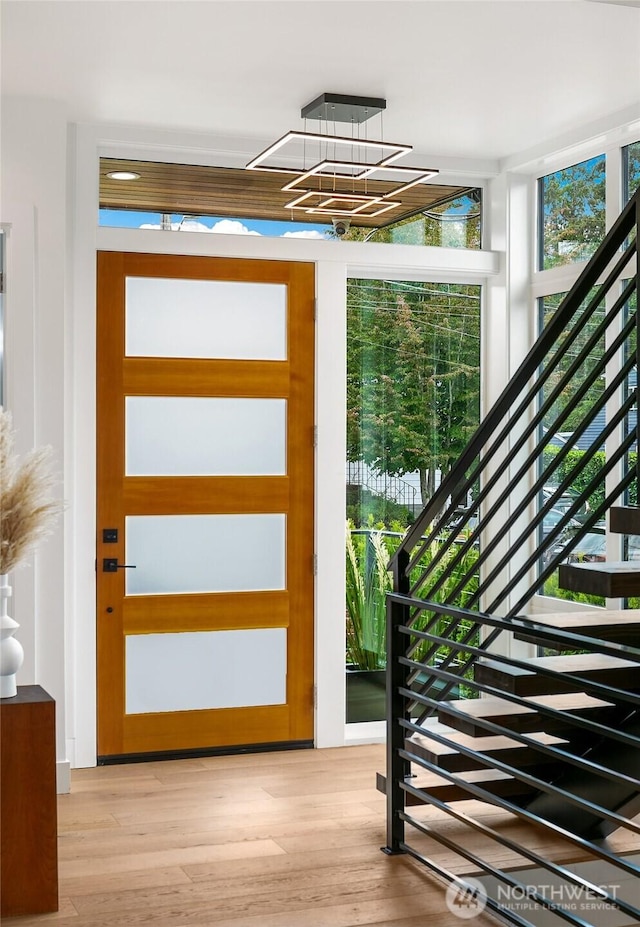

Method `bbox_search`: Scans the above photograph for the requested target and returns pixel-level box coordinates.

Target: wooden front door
[96,252,315,759]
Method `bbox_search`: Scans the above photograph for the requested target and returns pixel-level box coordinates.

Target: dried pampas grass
[0,407,61,574]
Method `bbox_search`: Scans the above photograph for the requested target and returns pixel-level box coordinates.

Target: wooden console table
[0,685,59,916]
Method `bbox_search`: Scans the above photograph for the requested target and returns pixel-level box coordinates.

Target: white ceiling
[588,1,640,7]
[2,0,640,163]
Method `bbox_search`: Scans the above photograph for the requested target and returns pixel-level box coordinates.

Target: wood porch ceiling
[99,158,474,229]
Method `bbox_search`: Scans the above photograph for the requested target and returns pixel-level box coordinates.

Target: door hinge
[312,425,318,448]
[0,272,4,295]
[313,684,317,709]
[313,553,318,576]
[313,298,317,321]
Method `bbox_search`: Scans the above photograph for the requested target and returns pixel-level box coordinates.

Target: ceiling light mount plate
[301,92,386,124]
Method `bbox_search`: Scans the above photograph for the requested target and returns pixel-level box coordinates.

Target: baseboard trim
[56,759,71,794]
[344,720,385,746]
[97,739,314,766]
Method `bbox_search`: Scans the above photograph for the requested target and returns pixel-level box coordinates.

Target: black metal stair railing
[384,188,640,927]
[385,601,640,926]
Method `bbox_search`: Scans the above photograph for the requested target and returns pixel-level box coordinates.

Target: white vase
[0,573,24,698]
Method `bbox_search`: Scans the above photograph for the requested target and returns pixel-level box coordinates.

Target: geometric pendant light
[246,92,439,220]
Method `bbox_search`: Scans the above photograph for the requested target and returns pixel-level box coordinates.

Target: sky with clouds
[106,211,328,239]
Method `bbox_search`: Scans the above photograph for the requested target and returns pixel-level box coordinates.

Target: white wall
[0,98,70,791]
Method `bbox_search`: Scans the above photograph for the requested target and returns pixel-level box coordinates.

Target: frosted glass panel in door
[126,628,287,714]
[125,277,287,359]
[125,397,287,475]
[125,514,286,595]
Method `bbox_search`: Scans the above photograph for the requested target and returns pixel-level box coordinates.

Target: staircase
[379,189,640,926]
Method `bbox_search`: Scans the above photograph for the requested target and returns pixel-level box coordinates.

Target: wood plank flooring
[5,744,638,927]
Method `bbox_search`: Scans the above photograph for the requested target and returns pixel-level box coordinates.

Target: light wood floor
[7,744,637,927]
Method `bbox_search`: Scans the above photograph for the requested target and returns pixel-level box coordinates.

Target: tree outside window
[347,279,481,523]
[539,155,606,271]
[623,140,640,203]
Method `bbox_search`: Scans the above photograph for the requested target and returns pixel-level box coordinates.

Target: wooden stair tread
[376,766,535,805]
[523,608,640,627]
[437,692,612,736]
[410,729,565,756]
[559,561,640,598]
[408,728,566,772]
[533,652,638,672]
[609,506,640,535]
[514,610,640,647]
[441,692,611,717]
[475,653,640,696]
[561,562,640,575]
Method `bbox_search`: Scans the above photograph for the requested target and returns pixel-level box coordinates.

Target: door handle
[102,558,137,573]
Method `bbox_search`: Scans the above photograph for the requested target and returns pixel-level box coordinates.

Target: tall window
[535,142,639,607]
[538,155,606,270]
[345,278,481,722]
[623,140,640,203]
[538,290,606,606]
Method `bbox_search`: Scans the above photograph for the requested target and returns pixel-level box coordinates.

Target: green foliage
[345,520,481,688]
[540,288,606,434]
[345,524,392,670]
[347,278,481,505]
[542,446,606,512]
[408,529,481,689]
[542,570,604,608]
[541,445,637,607]
[539,277,637,607]
[541,155,606,270]
[542,447,638,511]
[340,192,481,249]
[346,485,414,529]
[624,140,640,201]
